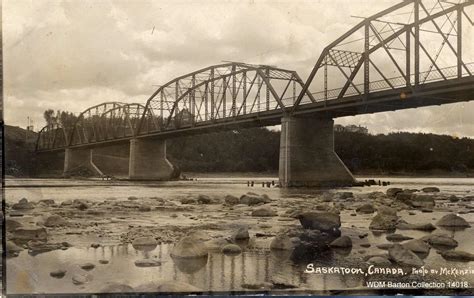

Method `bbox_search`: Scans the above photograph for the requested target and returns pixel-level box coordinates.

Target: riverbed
[4,176,474,295]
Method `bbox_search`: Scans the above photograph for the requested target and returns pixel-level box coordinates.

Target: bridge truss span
[138,62,314,134]
[293,0,474,111]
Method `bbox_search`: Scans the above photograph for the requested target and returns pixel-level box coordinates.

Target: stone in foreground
[388,244,424,267]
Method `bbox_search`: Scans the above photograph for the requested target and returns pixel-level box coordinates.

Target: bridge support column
[279,116,355,187]
[128,139,178,180]
[64,148,103,176]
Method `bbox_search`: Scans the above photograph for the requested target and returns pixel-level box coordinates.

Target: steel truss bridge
[37,0,474,152]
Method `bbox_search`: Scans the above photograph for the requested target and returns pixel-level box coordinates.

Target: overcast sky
[3,0,474,137]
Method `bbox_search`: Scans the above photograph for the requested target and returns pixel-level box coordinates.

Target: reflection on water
[5,176,474,294]
[7,222,474,294]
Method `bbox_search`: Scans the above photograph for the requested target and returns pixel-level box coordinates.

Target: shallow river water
[5,176,474,294]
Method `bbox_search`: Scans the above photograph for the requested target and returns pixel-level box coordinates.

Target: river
[4,176,474,294]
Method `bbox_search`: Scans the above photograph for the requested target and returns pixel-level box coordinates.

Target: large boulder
[132,236,158,249]
[297,212,341,232]
[224,195,240,205]
[386,234,413,242]
[6,218,23,232]
[396,220,436,231]
[170,236,208,259]
[329,236,352,248]
[43,215,67,227]
[439,250,474,262]
[251,205,277,217]
[436,214,470,228]
[241,193,266,206]
[386,188,403,197]
[422,187,440,193]
[6,241,23,257]
[11,226,47,241]
[423,234,458,248]
[232,227,249,240]
[409,194,435,209]
[388,244,424,267]
[12,198,35,210]
[356,204,375,214]
[222,244,242,255]
[369,214,397,231]
[403,239,431,254]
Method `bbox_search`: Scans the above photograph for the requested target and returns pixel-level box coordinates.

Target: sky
[3,0,474,137]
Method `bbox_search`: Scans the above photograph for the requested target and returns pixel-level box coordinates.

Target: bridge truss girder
[292,0,474,113]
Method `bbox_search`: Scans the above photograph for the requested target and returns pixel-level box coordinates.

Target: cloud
[3,0,473,138]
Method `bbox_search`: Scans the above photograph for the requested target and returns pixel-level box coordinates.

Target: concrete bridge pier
[63,148,103,176]
[279,116,355,187]
[128,138,177,180]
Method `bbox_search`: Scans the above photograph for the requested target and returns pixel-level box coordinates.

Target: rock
[388,244,424,267]
[387,188,403,197]
[270,235,298,251]
[297,212,341,232]
[138,205,151,212]
[240,194,264,206]
[386,234,413,242]
[100,282,134,293]
[6,241,23,256]
[197,195,212,204]
[180,197,196,205]
[439,250,474,262]
[396,220,436,231]
[422,187,440,193]
[224,195,240,205]
[128,196,139,201]
[410,194,435,209]
[369,214,397,231]
[134,259,162,267]
[377,206,397,216]
[91,243,101,248]
[251,205,277,217]
[356,204,375,214]
[6,218,23,232]
[39,199,55,205]
[27,241,67,255]
[170,236,208,259]
[376,243,394,250]
[72,273,92,285]
[50,269,67,278]
[448,195,460,202]
[222,244,242,255]
[43,215,67,227]
[99,259,109,264]
[329,236,352,248]
[395,191,414,205]
[232,227,249,240]
[423,234,458,248]
[11,226,47,241]
[403,239,431,254]
[271,275,299,289]
[336,192,354,200]
[132,236,158,247]
[80,263,95,270]
[436,214,470,228]
[368,256,392,266]
[12,198,35,210]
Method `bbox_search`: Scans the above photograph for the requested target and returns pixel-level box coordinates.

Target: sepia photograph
[1,0,474,296]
